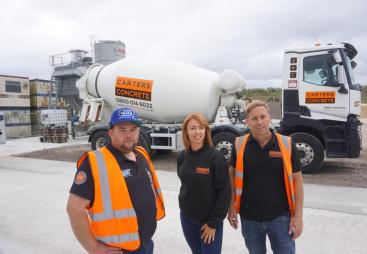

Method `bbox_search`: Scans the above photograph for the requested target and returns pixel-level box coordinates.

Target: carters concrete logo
[115,76,153,101]
[305,91,336,104]
[196,167,210,175]
[74,171,87,185]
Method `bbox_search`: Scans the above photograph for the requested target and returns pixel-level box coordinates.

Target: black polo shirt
[177,144,231,229]
[230,131,301,221]
[70,144,157,245]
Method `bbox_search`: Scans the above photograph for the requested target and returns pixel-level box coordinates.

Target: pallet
[40,126,69,143]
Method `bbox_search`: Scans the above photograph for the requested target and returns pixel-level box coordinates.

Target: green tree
[241,88,281,102]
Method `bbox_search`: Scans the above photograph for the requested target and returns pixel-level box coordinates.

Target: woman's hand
[201,223,216,244]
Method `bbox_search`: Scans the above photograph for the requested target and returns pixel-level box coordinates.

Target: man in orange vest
[67,107,165,254]
[227,100,304,254]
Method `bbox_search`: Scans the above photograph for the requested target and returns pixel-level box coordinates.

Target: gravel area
[15,143,367,188]
[14,118,367,188]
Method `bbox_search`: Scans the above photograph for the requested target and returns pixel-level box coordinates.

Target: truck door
[299,51,349,121]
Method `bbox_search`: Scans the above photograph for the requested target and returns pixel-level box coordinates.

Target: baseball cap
[109,108,142,127]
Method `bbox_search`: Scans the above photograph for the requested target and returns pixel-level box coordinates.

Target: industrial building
[29,79,68,136]
[0,74,31,138]
[0,39,126,141]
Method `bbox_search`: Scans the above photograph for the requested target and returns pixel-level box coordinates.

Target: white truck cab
[279,43,361,172]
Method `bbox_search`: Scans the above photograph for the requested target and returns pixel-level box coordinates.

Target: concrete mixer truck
[77,56,247,162]
[75,42,362,173]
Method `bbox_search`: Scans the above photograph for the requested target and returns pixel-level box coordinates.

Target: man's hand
[201,223,216,244]
[227,205,238,229]
[288,216,303,240]
[89,241,124,254]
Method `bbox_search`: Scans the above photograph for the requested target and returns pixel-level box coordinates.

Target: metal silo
[94,40,126,65]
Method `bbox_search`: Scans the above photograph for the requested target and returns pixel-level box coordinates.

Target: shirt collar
[248,130,277,146]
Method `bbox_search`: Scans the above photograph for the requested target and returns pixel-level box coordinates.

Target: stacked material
[40,126,68,143]
[39,109,69,143]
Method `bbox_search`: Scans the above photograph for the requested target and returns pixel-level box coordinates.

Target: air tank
[77,56,245,123]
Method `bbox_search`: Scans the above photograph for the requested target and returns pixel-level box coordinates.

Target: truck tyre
[91,130,110,150]
[212,132,237,161]
[138,130,152,155]
[290,132,324,173]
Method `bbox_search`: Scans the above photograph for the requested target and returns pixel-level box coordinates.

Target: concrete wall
[361,104,367,119]
[268,101,282,119]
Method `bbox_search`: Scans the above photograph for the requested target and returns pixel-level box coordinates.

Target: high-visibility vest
[234,133,296,217]
[78,146,165,251]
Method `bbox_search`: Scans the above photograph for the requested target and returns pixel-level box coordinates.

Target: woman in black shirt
[177,112,231,254]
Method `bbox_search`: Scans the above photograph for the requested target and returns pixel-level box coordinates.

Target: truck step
[325,125,346,130]
[326,152,349,158]
[326,138,347,144]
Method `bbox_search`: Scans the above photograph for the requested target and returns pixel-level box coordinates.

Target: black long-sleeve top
[177,144,231,229]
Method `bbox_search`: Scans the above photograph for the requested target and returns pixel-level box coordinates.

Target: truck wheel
[91,130,110,150]
[138,130,152,154]
[213,132,237,161]
[291,132,324,173]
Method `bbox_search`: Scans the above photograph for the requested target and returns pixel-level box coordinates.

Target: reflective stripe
[156,188,162,194]
[96,232,139,244]
[88,208,136,222]
[93,150,112,212]
[235,188,242,195]
[91,150,138,222]
[281,135,290,153]
[288,175,293,182]
[235,136,245,153]
[235,171,243,179]
[291,194,296,203]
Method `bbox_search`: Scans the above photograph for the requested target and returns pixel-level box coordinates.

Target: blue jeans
[240,212,295,254]
[124,239,154,254]
[180,211,223,254]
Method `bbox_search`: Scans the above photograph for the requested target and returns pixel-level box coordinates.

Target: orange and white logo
[196,167,210,175]
[115,76,153,101]
[269,151,282,158]
[305,91,336,104]
[74,171,87,185]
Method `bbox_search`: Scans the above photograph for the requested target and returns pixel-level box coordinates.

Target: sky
[0,0,366,88]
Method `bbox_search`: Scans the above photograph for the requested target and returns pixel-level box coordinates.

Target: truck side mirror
[338,84,348,94]
[351,60,357,69]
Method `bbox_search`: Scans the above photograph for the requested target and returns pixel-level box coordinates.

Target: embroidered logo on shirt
[122,169,132,178]
[269,151,282,158]
[74,171,87,185]
[196,167,210,175]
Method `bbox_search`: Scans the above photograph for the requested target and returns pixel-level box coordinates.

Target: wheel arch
[88,126,109,142]
[280,117,326,148]
[211,124,244,138]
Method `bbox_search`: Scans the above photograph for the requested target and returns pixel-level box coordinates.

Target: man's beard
[119,142,137,154]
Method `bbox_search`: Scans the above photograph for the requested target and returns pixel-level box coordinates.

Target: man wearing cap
[67,107,165,254]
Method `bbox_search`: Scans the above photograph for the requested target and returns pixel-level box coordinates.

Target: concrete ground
[0,137,367,254]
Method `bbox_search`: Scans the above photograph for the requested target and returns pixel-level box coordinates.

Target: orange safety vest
[78,146,165,251]
[234,133,296,217]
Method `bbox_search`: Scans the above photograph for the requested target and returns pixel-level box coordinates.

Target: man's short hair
[245,100,269,116]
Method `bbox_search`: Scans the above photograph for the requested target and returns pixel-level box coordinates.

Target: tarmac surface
[1,137,367,253]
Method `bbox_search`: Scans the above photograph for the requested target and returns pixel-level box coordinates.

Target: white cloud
[0,0,366,86]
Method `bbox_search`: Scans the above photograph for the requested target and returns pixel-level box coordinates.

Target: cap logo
[110,107,142,126]
[118,109,134,118]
